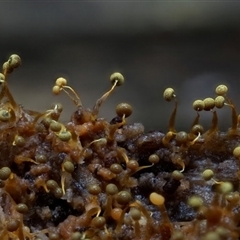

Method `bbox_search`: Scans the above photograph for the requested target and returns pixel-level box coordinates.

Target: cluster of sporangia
[0,54,240,240]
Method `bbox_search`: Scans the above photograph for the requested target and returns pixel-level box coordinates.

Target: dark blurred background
[0,2,240,132]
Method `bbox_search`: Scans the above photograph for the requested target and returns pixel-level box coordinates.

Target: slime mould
[0,54,239,240]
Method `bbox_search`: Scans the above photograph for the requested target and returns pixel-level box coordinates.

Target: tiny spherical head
[91,216,106,229]
[49,233,60,240]
[55,77,67,87]
[191,124,204,135]
[148,154,160,164]
[111,208,122,221]
[163,88,175,102]
[110,72,124,86]
[58,131,72,141]
[53,187,63,198]
[35,154,47,164]
[7,219,20,232]
[215,96,225,109]
[215,84,228,96]
[42,117,52,128]
[51,103,63,113]
[106,183,118,195]
[188,196,203,209]
[63,161,75,173]
[193,100,205,111]
[116,191,132,205]
[172,170,184,181]
[8,54,21,69]
[0,109,11,122]
[116,103,133,118]
[14,135,26,147]
[175,131,188,144]
[202,169,214,181]
[2,62,13,74]
[130,207,141,221]
[233,146,240,158]
[110,163,123,174]
[203,97,215,111]
[88,184,101,195]
[52,85,61,95]
[225,192,240,203]
[50,120,62,132]
[0,167,11,180]
[126,160,139,171]
[46,179,58,190]
[16,203,29,214]
[149,192,165,206]
[217,182,233,194]
[71,232,82,240]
